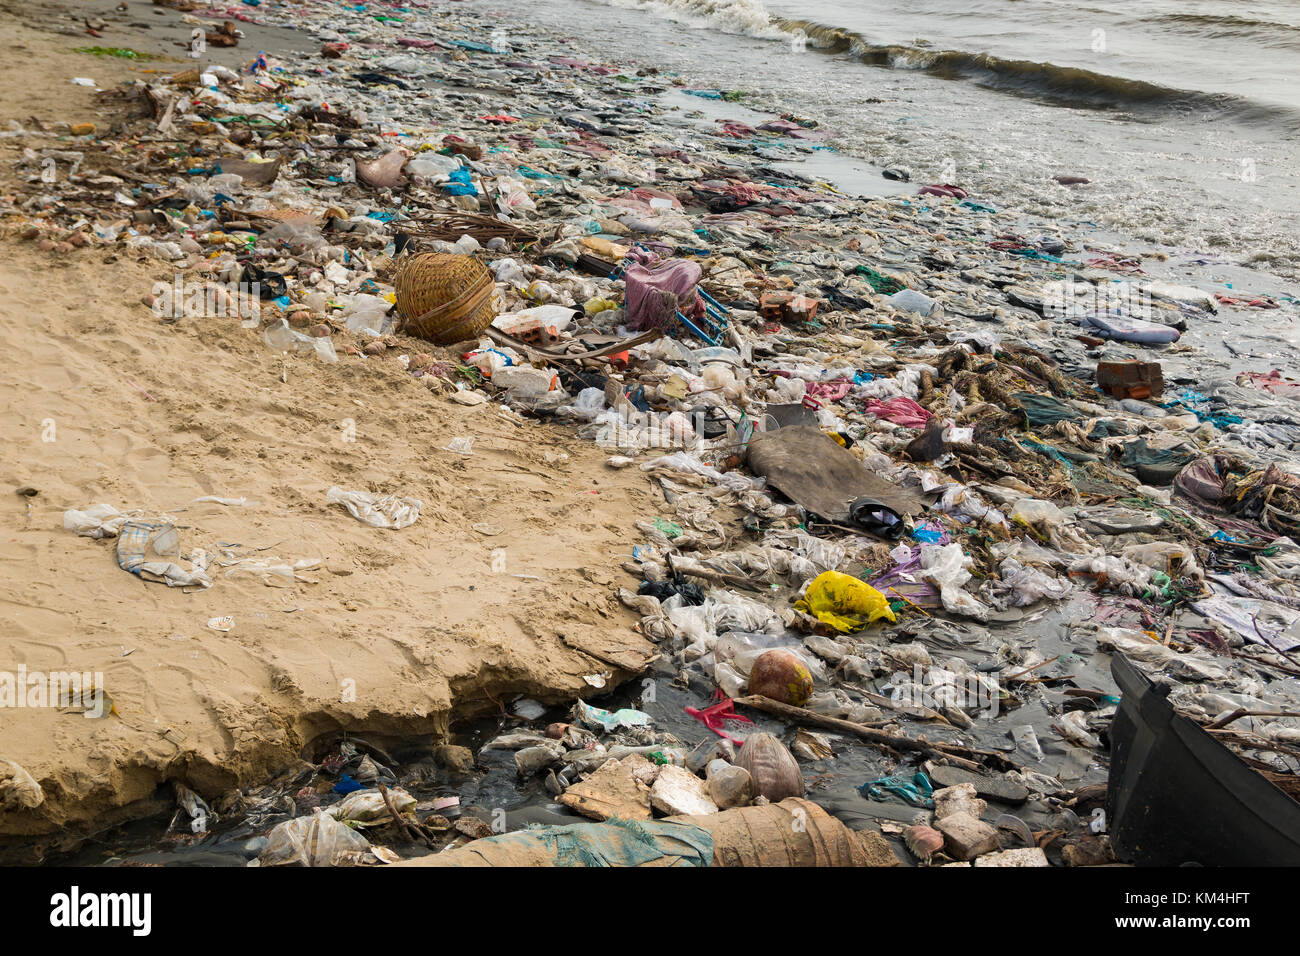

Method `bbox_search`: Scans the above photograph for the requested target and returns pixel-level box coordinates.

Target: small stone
[973,847,1050,867]
[453,816,494,840]
[933,783,987,821]
[1063,835,1116,867]
[935,811,1000,861]
[433,744,474,774]
[649,765,717,817]
[706,764,755,810]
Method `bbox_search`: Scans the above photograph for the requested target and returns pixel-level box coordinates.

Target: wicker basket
[395,253,498,345]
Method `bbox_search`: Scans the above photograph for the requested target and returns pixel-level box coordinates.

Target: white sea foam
[596,0,785,40]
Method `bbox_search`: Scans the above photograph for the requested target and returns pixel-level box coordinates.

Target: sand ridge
[0,21,661,856]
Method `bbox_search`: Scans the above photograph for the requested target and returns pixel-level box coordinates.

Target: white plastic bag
[325,487,421,529]
[920,543,989,620]
[259,812,375,867]
[64,503,128,538]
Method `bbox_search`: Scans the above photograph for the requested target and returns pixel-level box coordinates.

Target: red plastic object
[685,693,754,744]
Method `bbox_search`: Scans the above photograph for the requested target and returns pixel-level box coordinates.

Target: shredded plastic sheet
[219,554,321,585]
[115,520,212,589]
[63,503,130,539]
[1190,594,1300,653]
[325,486,421,529]
[984,558,1071,610]
[324,787,417,827]
[795,570,896,632]
[259,812,375,867]
[639,452,763,493]
[920,544,989,620]
[64,506,211,588]
[574,700,653,733]
[1094,627,1231,682]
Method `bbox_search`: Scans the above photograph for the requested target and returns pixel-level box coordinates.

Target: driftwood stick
[378,783,430,847]
[1002,655,1059,683]
[1205,708,1300,731]
[733,695,1009,772]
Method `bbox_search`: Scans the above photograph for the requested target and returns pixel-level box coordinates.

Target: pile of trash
[9,0,1300,867]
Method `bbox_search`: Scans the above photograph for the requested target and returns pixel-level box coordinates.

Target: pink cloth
[864,396,931,428]
[804,381,853,402]
[1243,370,1300,398]
[624,258,702,332]
[629,187,682,209]
[717,121,757,138]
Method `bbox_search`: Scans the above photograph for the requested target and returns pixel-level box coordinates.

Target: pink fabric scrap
[1243,370,1300,398]
[804,380,853,402]
[624,258,702,332]
[864,396,931,428]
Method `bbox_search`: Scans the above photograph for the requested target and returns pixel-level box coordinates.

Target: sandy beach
[0,4,667,861]
[1,0,1299,879]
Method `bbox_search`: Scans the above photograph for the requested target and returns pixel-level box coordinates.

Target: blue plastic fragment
[333,774,364,795]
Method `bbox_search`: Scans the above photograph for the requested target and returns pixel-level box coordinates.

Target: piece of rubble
[935,811,1000,861]
[557,754,656,821]
[650,765,718,817]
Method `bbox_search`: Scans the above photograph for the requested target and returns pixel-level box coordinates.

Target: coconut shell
[748,648,814,706]
[356,148,411,189]
[734,732,804,802]
[903,824,944,863]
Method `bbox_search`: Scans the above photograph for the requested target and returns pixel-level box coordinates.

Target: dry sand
[0,6,660,861]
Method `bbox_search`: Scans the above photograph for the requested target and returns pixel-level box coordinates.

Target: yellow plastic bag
[795,570,895,632]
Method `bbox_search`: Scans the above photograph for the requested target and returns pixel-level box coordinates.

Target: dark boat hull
[1108,651,1300,866]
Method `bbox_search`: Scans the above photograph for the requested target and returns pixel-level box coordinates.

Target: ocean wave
[773,17,1299,118]
[581,0,1300,128]
[597,0,782,38]
[1139,11,1300,49]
